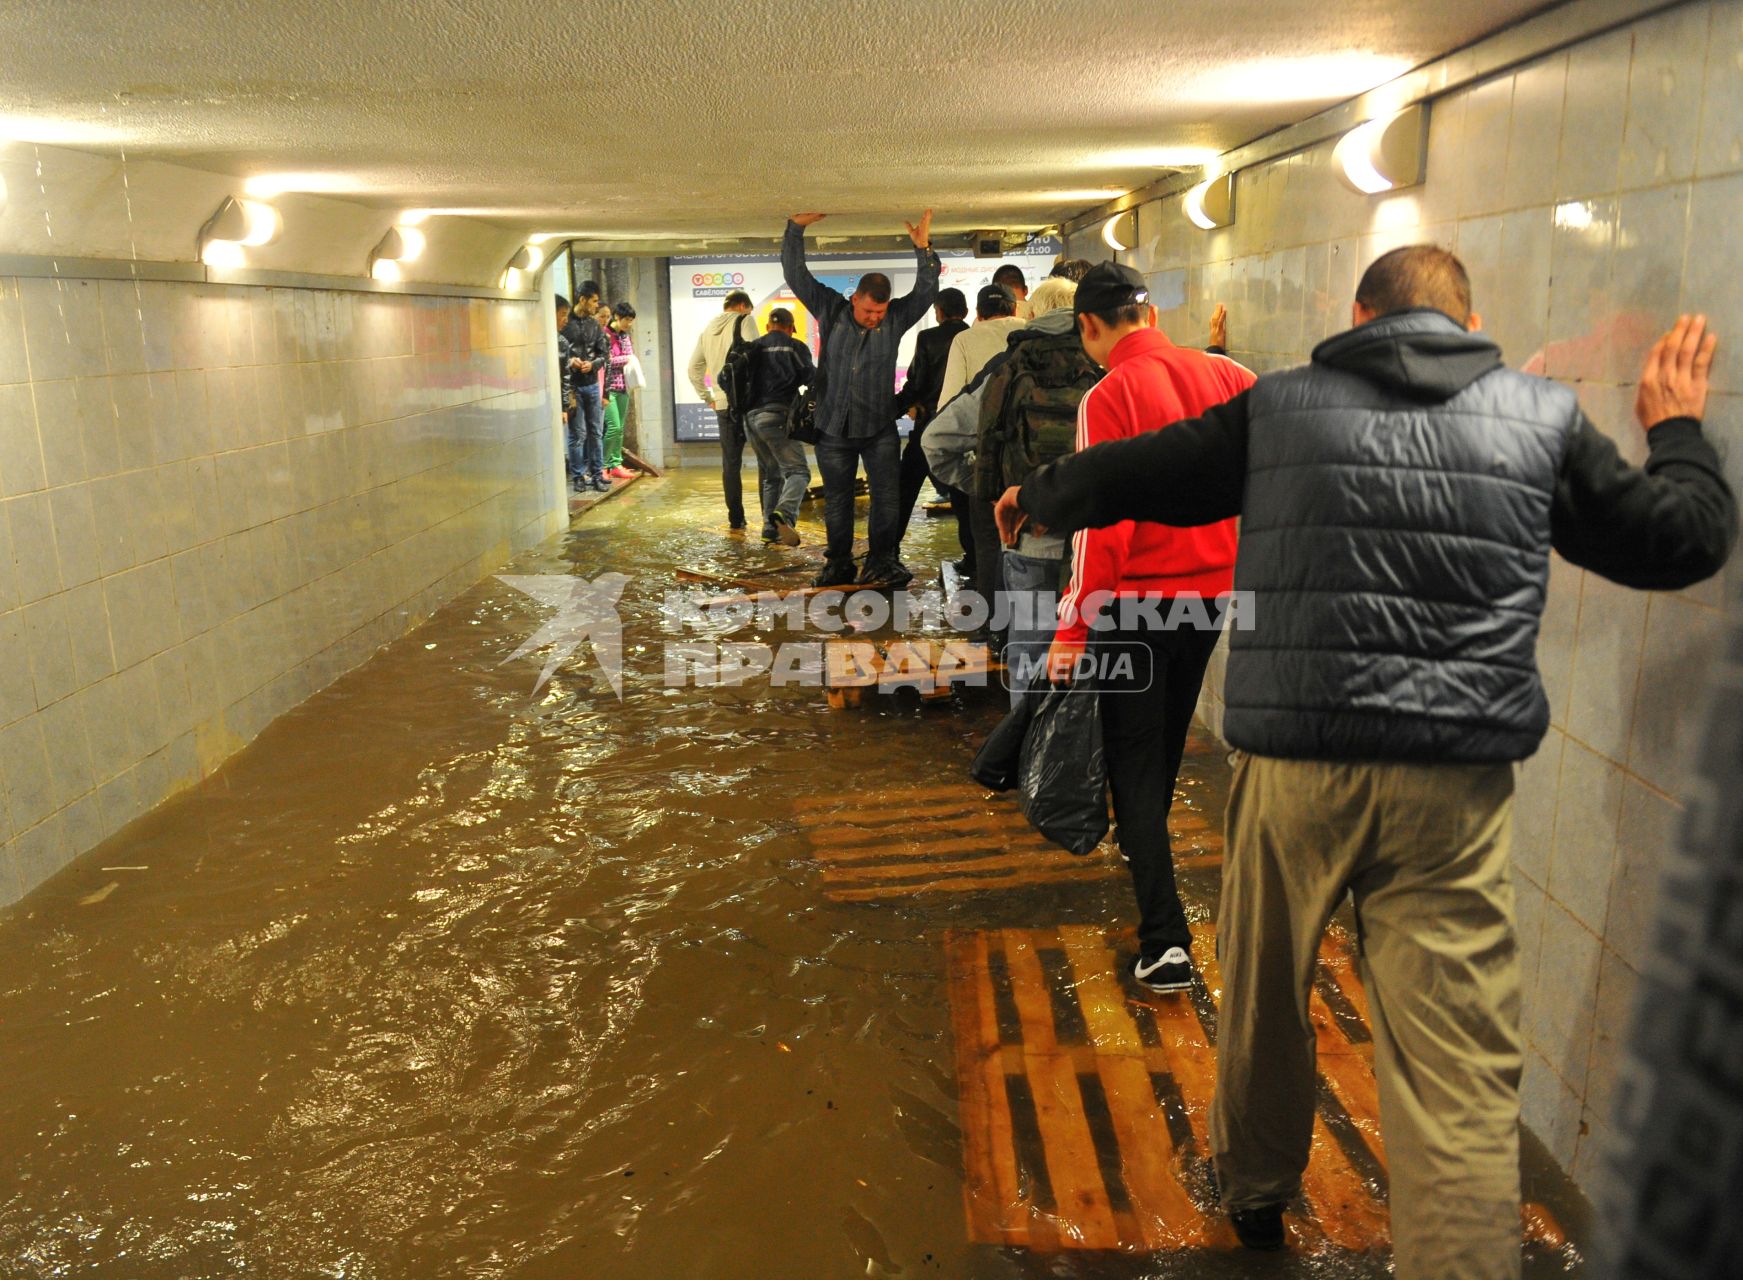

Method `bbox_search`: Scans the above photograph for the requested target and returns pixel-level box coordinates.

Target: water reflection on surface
[0,474,1584,1278]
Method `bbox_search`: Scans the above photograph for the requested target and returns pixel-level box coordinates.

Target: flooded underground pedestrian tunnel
[2,3,1741,1277]
[0,476,1595,1278]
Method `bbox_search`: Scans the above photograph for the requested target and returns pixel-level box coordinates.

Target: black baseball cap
[1074,261,1151,315]
[975,283,1017,313]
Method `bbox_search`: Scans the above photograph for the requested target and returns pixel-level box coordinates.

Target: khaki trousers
[1209,753,1525,1280]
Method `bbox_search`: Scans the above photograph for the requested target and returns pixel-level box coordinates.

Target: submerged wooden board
[824,639,1004,708]
[799,780,1124,902]
[945,923,1567,1256]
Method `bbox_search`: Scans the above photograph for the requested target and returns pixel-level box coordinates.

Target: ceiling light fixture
[198,195,280,269]
[368,225,428,282]
[1334,104,1429,195]
[1182,174,1236,230]
[1101,211,1137,253]
[506,245,543,273]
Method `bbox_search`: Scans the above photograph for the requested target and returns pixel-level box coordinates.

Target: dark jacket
[897,318,969,426]
[562,313,611,388]
[747,331,815,412]
[781,220,940,439]
[1018,309,1737,764]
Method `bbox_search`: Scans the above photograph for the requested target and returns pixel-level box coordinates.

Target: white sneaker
[1132,947,1194,992]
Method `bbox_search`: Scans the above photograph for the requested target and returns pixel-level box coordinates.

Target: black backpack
[715,314,758,417]
[972,331,1102,502]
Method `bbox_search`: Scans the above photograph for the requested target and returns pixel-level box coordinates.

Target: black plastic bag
[1017,685,1108,855]
[970,694,1037,792]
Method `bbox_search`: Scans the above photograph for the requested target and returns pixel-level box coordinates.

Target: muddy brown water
[0,473,1587,1278]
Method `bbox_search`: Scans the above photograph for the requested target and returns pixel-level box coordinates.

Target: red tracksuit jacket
[1056,327,1255,643]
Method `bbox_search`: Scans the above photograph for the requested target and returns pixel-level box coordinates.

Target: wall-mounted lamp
[1182,174,1235,230]
[368,225,426,282]
[1101,211,1137,253]
[198,195,280,269]
[1334,103,1428,195]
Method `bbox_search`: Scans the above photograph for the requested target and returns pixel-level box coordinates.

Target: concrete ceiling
[1,0,1554,247]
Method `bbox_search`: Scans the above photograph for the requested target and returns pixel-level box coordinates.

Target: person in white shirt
[686,291,761,530]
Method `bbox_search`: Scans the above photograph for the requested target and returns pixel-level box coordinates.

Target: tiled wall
[1074,0,1743,1187]
[0,276,562,907]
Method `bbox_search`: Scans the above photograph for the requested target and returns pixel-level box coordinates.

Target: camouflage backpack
[972,331,1102,502]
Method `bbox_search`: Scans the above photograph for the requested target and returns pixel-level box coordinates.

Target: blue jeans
[814,430,901,564]
[570,383,605,483]
[743,405,812,527]
[1001,548,1066,709]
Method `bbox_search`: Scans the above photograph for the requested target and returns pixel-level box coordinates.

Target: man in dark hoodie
[563,281,613,492]
[996,245,1737,1276]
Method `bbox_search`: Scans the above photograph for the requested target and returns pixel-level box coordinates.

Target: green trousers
[602,390,627,469]
[1209,753,1524,1280]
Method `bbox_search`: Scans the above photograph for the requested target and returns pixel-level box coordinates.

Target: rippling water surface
[0,474,1586,1278]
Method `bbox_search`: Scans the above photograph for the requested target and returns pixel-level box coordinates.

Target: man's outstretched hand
[904,208,933,250]
[791,212,827,228]
[1637,314,1717,428]
[1209,303,1228,351]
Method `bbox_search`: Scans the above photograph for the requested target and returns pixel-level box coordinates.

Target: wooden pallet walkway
[945,921,1565,1255]
[824,638,1005,707]
[796,781,1221,903]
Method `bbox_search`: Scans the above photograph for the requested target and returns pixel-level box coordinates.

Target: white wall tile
[1528,899,1602,1096]
[1607,184,1691,384]
[1628,593,1723,795]
[1566,572,1649,763]
[0,280,29,386]
[18,278,107,382]
[1545,199,1618,383]
[1685,172,1743,393]
[1505,55,1570,212]
[1619,1,1712,190]
[1698,0,1743,176]
[1547,739,1624,933]
[47,484,103,590]
[0,383,46,498]
[1557,27,1633,198]
[1606,777,1681,972]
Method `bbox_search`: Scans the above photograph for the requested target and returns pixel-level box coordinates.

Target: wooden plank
[794,783,992,811]
[946,931,1027,1246]
[796,796,1024,827]
[825,863,1119,902]
[1001,934,1121,1250]
[1322,930,1374,1030]
[820,849,1095,884]
[808,809,1040,846]
[1056,926,1222,1250]
[811,831,1075,864]
[824,640,884,689]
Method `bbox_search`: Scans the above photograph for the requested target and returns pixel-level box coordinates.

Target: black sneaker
[1131,947,1193,992]
[859,556,912,587]
[1229,1203,1285,1251]
[951,556,973,577]
[760,522,780,543]
[771,513,801,547]
[812,558,857,588]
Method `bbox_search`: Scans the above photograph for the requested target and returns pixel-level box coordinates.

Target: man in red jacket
[1046,262,1254,992]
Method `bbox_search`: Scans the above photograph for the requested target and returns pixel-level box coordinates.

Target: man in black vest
[996,246,1737,1277]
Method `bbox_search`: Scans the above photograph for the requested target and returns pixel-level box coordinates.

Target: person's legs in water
[742,408,783,539]
[1097,620,1220,985]
[744,406,808,545]
[715,408,747,529]
[894,424,932,542]
[576,383,607,489]
[947,487,976,577]
[968,497,1004,640]
[1211,757,1523,1274]
[1000,548,1065,709]
[859,431,909,585]
[811,436,860,585]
